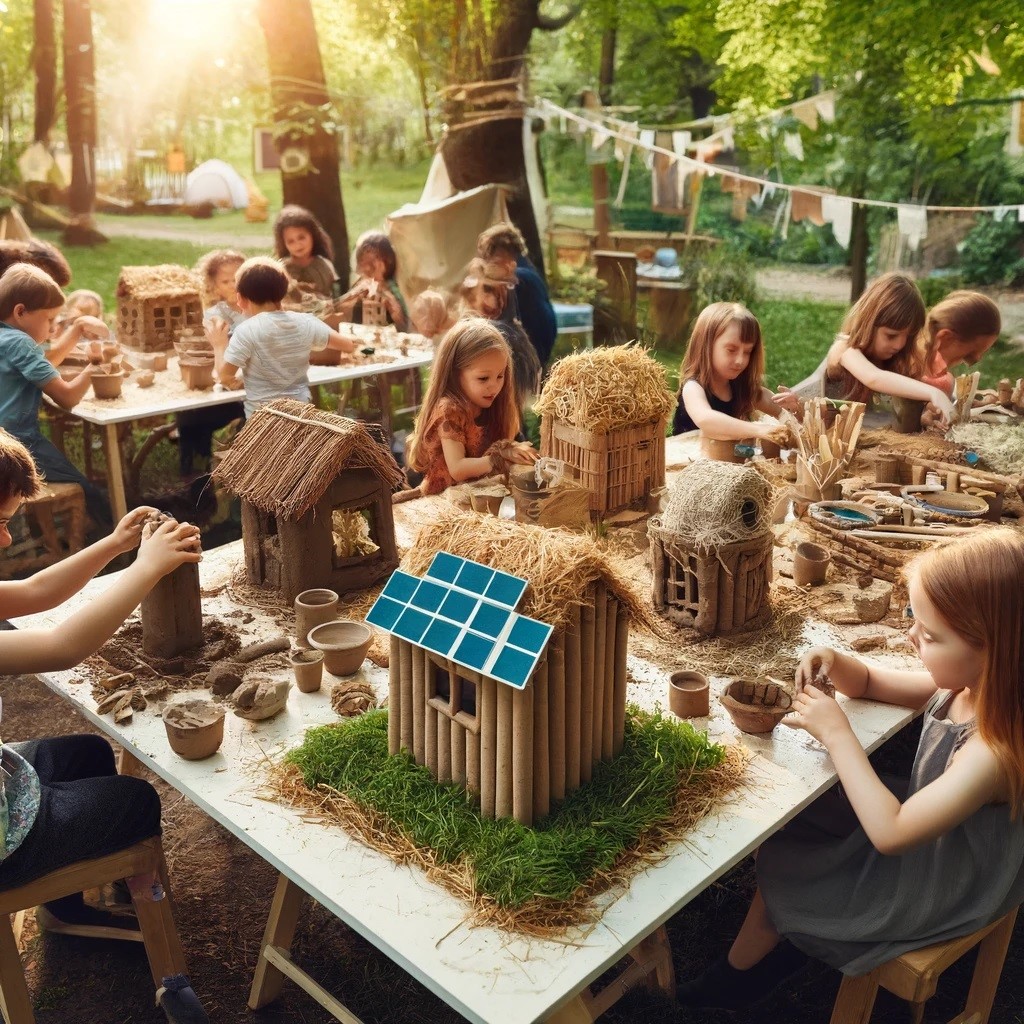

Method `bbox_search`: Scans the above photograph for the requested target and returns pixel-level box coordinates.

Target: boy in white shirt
[209,257,354,417]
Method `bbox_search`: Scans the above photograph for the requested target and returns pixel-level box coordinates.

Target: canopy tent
[183,159,248,209]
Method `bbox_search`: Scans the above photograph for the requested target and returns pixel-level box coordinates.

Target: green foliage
[285,705,727,908]
[547,262,607,305]
[958,218,1024,287]
[688,245,760,310]
[917,274,964,308]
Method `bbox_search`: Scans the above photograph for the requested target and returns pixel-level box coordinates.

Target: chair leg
[830,972,880,1024]
[963,908,1018,1024]
[0,912,35,1024]
[132,853,188,988]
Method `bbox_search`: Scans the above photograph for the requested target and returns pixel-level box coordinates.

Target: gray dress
[758,691,1024,976]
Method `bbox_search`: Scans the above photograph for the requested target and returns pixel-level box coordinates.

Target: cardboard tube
[388,635,401,754]
[480,682,496,818]
[451,717,466,787]
[512,682,535,825]
[564,605,582,793]
[496,683,513,819]
[411,646,425,764]
[602,594,616,762]
[591,586,607,769]
[579,588,596,783]
[399,639,414,754]
[531,655,550,822]
[424,667,438,777]
[612,600,628,756]
[548,633,566,803]
[436,706,451,783]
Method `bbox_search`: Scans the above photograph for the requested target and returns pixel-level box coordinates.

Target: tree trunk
[598,24,616,106]
[33,0,57,144]
[849,198,869,302]
[256,0,350,282]
[62,0,105,245]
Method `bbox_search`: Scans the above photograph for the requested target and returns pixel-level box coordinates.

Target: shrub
[688,246,760,310]
[958,218,1024,285]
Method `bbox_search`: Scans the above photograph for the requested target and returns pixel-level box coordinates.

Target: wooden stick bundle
[787,399,866,494]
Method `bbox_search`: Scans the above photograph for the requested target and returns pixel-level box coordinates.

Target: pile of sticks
[789,399,866,498]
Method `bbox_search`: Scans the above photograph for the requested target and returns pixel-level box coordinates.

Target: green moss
[286,706,726,908]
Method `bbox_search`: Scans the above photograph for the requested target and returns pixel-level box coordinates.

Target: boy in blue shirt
[0,263,111,530]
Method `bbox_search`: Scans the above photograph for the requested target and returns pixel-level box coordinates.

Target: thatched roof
[402,510,651,629]
[533,343,676,433]
[116,265,200,300]
[213,399,404,519]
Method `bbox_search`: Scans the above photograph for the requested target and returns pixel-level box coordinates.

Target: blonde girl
[406,318,537,495]
[920,290,1001,397]
[195,249,246,330]
[679,527,1024,1011]
[674,302,797,443]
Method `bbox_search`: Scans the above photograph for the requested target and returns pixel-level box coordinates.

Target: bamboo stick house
[366,513,645,826]
[116,266,204,352]
[213,400,404,603]
[533,345,676,516]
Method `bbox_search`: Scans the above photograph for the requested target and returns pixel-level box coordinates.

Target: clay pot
[162,699,225,760]
[470,489,507,516]
[180,358,215,390]
[892,397,925,434]
[701,437,743,463]
[759,438,782,460]
[874,456,900,485]
[720,679,793,734]
[139,352,168,372]
[289,649,325,693]
[294,588,339,649]
[793,542,831,586]
[668,670,710,718]
[90,371,124,400]
[308,620,372,676]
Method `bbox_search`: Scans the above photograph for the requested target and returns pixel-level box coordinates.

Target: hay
[116,265,200,300]
[948,423,1024,476]
[213,399,403,519]
[857,428,967,464]
[401,510,653,630]
[658,462,774,551]
[331,509,378,558]
[533,344,676,433]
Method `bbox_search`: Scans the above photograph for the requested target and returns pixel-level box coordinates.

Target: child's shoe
[676,940,809,1010]
[157,974,209,1024]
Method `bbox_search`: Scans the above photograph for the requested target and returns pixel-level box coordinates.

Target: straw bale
[533,343,676,433]
[213,399,403,519]
[402,510,652,630]
[116,265,200,300]
[948,423,1024,477]
[659,462,774,551]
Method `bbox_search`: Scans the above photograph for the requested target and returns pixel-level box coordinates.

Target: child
[61,288,103,322]
[0,263,110,530]
[0,430,209,1024]
[406,318,538,495]
[785,272,954,425]
[0,238,72,288]
[673,302,798,444]
[409,289,456,342]
[196,249,246,331]
[920,291,1001,397]
[337,231,409,331]
[273,205,338,299]
[679,527,1024,1011]
[208,257,355,417]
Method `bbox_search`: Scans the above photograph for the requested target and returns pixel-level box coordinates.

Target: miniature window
[428,659,478,723]
[170,305,182,318]
[331,505,380,567]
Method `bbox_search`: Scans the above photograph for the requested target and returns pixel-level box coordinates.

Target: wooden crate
[541,415,666,516]
[649,524,773,635]
[117,292,203,352]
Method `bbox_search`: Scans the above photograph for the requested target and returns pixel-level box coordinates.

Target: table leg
[373,374,393,445]
[248,873,305,1009]
[103,423,129,521]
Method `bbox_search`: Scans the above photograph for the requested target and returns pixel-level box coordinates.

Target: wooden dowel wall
[602,596,616,761]
[451,717,466,788]
[424,656,438,776]
[579,587,596,783]
[436,707,451,783]
[591,586,607,772]
[403,641,417,757]
[496,683,513,819]
[512,681,534,825]
[612,601,628,756]
[532,655,550,823]
[479,682,496,818]
[388,635,401,754]
[548,633,566,803]
[564,605,582,792]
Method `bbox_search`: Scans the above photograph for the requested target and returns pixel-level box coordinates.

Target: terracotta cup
[793,541,831,586]
[289,649,325,693]
[701,437,742,463]
[162,699,225,760]
[668,671,710,718]
[308,620,372,676]
[90,371,124,400]
[294,588,340,649]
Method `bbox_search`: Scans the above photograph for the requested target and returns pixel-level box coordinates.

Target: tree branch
[535,1,582,32]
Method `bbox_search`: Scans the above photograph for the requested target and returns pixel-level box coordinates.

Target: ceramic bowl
[720,679,793,734]
[308,620,373,676]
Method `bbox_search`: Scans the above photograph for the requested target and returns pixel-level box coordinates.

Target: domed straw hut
[533,345,676,516]
[366,511,647,826]
[116,265,204,352]
[649,462,775,635]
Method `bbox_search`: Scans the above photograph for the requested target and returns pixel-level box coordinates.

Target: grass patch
[282,706,739,928]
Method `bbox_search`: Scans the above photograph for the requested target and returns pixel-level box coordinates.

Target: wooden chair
[0,483,86,578]
[0,836,188,1024]
[829,907,1019,1024]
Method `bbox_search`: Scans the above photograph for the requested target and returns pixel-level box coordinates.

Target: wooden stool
[829,907,1019,1024]
[1,482,86,577]
[0,836,188,1024]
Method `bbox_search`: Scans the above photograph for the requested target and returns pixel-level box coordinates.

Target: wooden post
[603,597,617,761]
[398,640,413,754]
[512,684,534,825]
[591,586,608,768]
[451,718,466,788]
[424,673,439,777]
[388,635,401,754]
[564,607,582,793]
[579,589,596,783]
[140,562,203,658]
[531,655,550,822]
[411,645,425,764]
[548,634,566,803]
[436,706,451,783]
[496,683,513,819]
[480,681,496,818]
[593,250,637,343]
[612,601,628,756]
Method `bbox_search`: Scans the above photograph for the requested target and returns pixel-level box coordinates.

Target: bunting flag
[815,93,836,123]
[653,133,687,213]
[1019,206,1024,222]
[897,205,928,251]
[753,182,776,210]
[783,131,804,161]
[821,194,853,248]
[639,129,656,170]
[791,188,829,225]
[994,205,1012,222]
[793,98,819,131]
[672,131,692,159]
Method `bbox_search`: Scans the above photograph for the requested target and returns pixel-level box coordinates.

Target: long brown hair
[925,290,1001,367]
[679,302,764,420]
[911,528,1024,817]
[407,318,518,472]
[195,248,245,306]
[829,273,926,402]
[272,205,334,261]
[0,428,42,503]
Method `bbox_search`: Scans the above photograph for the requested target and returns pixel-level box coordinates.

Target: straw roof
[213,399,404,519]
[402,510,651,629]
[116,265,200,300]
[533,343,676,433]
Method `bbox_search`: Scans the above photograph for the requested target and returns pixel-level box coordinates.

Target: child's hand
[110,506,159,554]
[206,318,229,351]
[781,683,850,746]
[772,387,801,413]
[506,442,540,465]
[137,518,202,577]
[795,647,837,693]
[74,316,110,341]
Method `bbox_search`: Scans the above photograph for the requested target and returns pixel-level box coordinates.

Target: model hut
[649,462,775,635]
[366,512,645,826]
[116,265,204,352]
[533,345,676,516]
[213,399,403,603]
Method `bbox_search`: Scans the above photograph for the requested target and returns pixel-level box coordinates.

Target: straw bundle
[533,344,676,433]
[116,265,200,300]
[786,398,865,496]
[948,423,1024,477]
[659,462,773,551]
[857,428,966,465]
[213,399,403,519]
[401,510,651,630]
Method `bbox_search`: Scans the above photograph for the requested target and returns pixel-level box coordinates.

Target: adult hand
[795,646,837,693]
[137,519,202,578]
[772,387,801,413]
[781,684,850,747]
[110,506,159,554]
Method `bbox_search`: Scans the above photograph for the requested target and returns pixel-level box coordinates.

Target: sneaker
[676,941,809,1011]
[37,892,144,943]
[157,974,209,1024]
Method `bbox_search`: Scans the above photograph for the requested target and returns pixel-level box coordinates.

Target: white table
[13,524,917,1023]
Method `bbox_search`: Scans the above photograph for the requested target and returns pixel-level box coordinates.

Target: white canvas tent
[183,159,248,209]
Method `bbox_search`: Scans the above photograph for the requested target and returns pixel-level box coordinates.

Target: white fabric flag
[639,129,656,170]
[897,205,928,251]
[994,205,1011,222]
[672,131,692,159]
[821,194,853,249]
[753,182,776,210]
[1019,206,1024,222]
[815,93,836,123]
[591,127,610,149]
[783,132,804,161]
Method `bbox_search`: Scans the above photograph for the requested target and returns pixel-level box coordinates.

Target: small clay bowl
[162,699,225,760]
[470,489,507,516]
[308,620,373,676]
[720,679,793,735]
[668,670,710,718]
[792,541,831,587]
[911,491,989,519]
[90,371,125,400]
[289,649,325,693]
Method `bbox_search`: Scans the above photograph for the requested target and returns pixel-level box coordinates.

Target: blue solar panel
[364,553,553,690]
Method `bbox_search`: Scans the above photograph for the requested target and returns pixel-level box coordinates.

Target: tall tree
[257,0,350,282]
[33,0,57,144]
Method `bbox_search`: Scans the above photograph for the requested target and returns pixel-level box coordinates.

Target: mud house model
[116,265,205,352]
[366,513,639,826]
[213,399,404,604]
